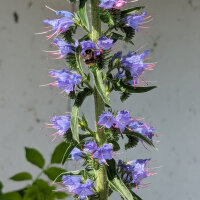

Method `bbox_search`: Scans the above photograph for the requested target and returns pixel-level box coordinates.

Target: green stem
[90,0,109,199]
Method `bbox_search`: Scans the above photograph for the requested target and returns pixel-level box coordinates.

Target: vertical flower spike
[83,141,98,153]
[115,110,131,132]
[123,12,152,32]
[97,36,114,50]
[128,120,155,141]
[62,175,81,192]
[70,147,83,160]
[49,69,82,95]
[47,38,76,59]
[41,9,74,40]
[74,179,94,200]
[47,114,71,141]
[98,111,116,128]
[92,144,113,164]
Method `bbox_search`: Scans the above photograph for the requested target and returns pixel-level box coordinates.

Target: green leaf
[54,192,69,199]
[10,172,32,181]
[51,142,71,164]
[78,0,90,32]
[124,130,157,150]
[61,143,76,165]
[125,135,139,150]
[120,6,145,17]
[71,88,93,143]
[109,177,142,200]
[0,192,22,200]
[25,147,45,169]
[44,167,66,182]
[92,68,111,106]
[0,181,3,194]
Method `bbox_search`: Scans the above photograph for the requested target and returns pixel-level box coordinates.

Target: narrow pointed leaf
[71,88,93,142]
[10,172,32,181]
[121,6,145,17]
[0,192,22,200]
[25,147,45,169]
[78,0,90,32]
[61,143,76,165]
[92,69,111,106]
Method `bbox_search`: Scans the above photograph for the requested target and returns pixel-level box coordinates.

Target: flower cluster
[98,110,155,141]
[62,175,94,200]
[118,159,154,187]
[42,10,74,40]
[99,0,127,10]
[49,69,82,95]
[46,114,71,141]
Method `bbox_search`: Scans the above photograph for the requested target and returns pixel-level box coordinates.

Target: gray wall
[0,0,200,199]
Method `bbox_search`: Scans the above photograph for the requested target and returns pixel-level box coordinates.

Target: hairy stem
[90,0,109,199]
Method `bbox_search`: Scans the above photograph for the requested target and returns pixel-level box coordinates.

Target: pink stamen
[46,31,58,40]
[35,29,53,35]
[45,5,57,13]
[139,26,152,29]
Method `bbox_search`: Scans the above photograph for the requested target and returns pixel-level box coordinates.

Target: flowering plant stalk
[38,0,158,199]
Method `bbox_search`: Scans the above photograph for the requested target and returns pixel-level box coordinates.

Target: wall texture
[0,0,200,199]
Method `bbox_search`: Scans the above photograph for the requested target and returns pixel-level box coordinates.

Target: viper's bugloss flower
[112,51,122,62]
[120,50,154,85]
[115,110,131,132]
[74,179,94,200]
[128,120,155,141]
[83,141,98,154]
[92,144,113,164]
[99,0,127,9]
[47,114,71,141]
[97,36,114,50]
[118,159,153,187]
[62,175,81,192]
[80,41,101,56]
[70,147,83,160]
[49,69,81,95]
[41,10,74,40]
[49,38,76,59]
[98,111,116,128]
[123,12,151,32]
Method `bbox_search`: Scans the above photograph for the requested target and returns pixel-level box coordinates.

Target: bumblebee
[81,49,104,66]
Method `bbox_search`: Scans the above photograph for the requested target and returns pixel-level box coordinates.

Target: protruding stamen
[45,5,57,13]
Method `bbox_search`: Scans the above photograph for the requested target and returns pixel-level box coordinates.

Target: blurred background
[0,0,200,199]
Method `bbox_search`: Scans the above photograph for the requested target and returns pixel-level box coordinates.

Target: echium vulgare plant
[38,0,158,199]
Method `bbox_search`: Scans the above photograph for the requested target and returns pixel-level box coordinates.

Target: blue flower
[113,0,127,9]
[80,40,100,56]
[93,144,113,164]
[120,50,149,84]
[70,147,83,160]
[51,38,76,59]
[83,141,98,154]
[123,12,148,32]
[74,179,94,200]
[42,10,74,40]
[99,0,116,9]
[97,36,114,50]
[128,120,155,141]
[112,51,122,62]
[62,175,81,192]
[98,111,116,128]
[115,110,131,132]
[49,69,81,95]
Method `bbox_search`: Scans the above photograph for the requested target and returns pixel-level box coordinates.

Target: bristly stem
[90,0,109,199]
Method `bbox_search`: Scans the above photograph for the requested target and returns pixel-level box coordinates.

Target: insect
[81,49,104,66]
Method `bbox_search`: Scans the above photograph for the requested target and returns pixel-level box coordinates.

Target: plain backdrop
[0,0,200,199]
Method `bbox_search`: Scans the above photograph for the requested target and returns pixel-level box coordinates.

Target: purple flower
[128,120,155,141]
[97,36,114,50]
[120,50,149,84]
[99,0,116,9]
[83,141,98,154]
[112,51,122,62]
[70,147,83,160]
[115,110,131,132]
[98,111,116,128]
[74,179,94,200]
[42,10,74,40]
[49,69,82,95]
[113,0,127,9]
[47,114,71,141]
[123,12,148,32]
[80,40,100,56]
[62,175,81,192]
[50,38,76,59]
[93,144,113,164]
